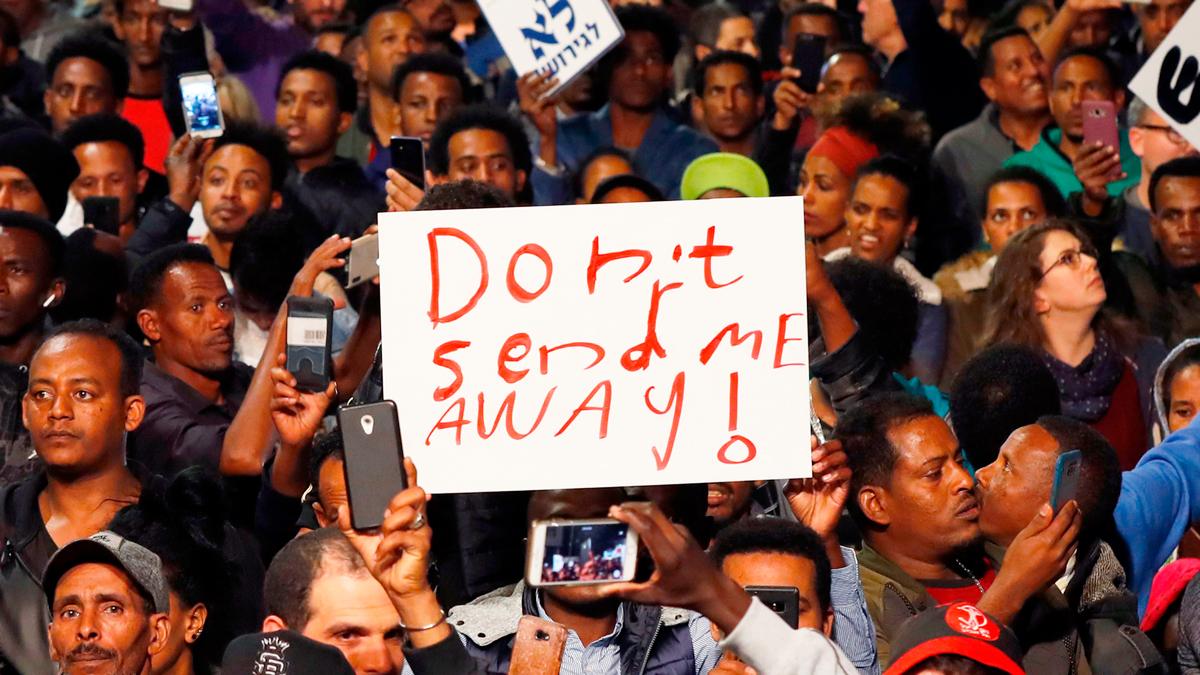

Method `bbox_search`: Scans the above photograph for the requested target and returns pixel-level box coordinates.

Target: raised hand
[385,168,426,212]
[772,71,812,131]
[979,501,1082,623]
[165,134,213,212]
[517,71,560,140]
[1072,140,1123,216]
[269,352,335,450]
[290,234,352,301]
[785,438,851,540]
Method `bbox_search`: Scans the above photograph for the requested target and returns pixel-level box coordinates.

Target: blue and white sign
[478,0,624,94]
[1130,2,1200,150]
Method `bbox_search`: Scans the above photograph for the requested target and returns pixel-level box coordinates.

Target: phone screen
[285,296,332,391]
[389,136,425,189]
[181,74,223,137]
[539,522,631,584]
[792,33,827,94]
[81,196,120,235]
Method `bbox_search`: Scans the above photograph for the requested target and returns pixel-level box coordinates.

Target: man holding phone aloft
[1005,49,1140,200]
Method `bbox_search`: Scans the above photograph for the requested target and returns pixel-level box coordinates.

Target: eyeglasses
[1137,124,1189,146]
[1039,247,1095,279]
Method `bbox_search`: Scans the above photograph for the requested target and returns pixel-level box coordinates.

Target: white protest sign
[378,198,811,494]
[1130,2,1200,150]
[476,0,623,95]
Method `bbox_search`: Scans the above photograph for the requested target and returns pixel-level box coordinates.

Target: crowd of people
[0,0,1198,672]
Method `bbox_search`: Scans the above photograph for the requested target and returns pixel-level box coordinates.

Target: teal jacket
[1004,126,1140,198]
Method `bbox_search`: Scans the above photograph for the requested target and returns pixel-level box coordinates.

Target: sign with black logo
[1130,3,1200,148]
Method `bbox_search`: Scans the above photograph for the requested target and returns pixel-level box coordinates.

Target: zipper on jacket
[637,617,665,675]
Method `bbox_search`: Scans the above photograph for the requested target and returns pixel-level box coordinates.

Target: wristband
[399,609,446,632]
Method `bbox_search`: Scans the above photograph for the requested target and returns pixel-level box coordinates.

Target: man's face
[609,30,670,111]
[303,570,405,675]
[0,166,48,218]
[1131,108,1199,174]
[72,142,144,227]
[721,552,831,633]
[1016,3,1053,39]
[857,0,898,49]
[403,0,454,35]
[982,180,1047,253]
[1137,0,1191,54]
[114,0,166,68]
[715,16,759,58]
[142,262,235,375]
[1152,175,1200,270]
[23,333,138,474]
[981,34,1049,117]
[1049,55,1119,142]
[974,424,1061,547]
[293,0,348,33]
[817,52,878,112]
[706,481,755,527]
[276,69,349,163]
[444,128,525,199]
[49,563,160,675]
[697,62,761,143]
[938,0,969,37]
[362,10,425,92]
[398,72,463,144]
[1067,9,1113,49]
[0,226,55,339]
[863,416,981,556]
[45,57,118,134]
[199,144,277,239]
[845,173,914,264]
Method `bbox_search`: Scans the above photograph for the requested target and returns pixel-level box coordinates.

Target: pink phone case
[1082,101,1120,179]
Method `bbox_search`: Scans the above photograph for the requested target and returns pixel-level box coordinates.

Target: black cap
[221,630,356,674]
[590,174,665,203]
[0,127,80,221]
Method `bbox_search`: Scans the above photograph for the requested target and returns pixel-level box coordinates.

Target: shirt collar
[533,589,626,643]
[141,359,246,416]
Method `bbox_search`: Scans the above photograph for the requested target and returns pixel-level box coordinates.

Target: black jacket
[284,159,384,239]
[0,473,57,675]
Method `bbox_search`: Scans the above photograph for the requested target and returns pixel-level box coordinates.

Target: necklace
[952,558,986,596]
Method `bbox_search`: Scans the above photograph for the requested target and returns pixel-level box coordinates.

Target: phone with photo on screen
[527,519,639,587]
[285,296,333,392]
[179,71,224,139]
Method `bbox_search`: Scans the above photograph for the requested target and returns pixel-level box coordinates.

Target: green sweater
[1004,126,1140,199]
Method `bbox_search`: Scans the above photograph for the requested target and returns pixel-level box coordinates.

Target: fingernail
[1040,504,1052,517]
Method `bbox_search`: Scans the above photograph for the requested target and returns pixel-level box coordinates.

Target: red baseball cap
[885,603,1025,675]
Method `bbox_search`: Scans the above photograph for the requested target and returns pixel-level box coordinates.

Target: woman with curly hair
[799,92,931,257]
[987,220,1164,469]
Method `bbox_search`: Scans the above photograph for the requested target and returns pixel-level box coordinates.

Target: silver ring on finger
[409,512,426,530]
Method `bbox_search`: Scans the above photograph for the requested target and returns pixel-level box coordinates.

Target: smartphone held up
[180,71,224,139]
[526,519,638,588]
[337,400,408,531]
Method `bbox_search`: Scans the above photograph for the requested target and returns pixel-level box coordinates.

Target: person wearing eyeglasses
[986,220,1164,470]
[1117,98,1200,265]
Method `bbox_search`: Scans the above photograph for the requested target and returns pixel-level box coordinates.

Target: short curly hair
[825,256,920,371]
[427,104,531,177]
[60,113,145,171]
[211,122,291,192]
[45,31,129,100]
[277,50,358,114]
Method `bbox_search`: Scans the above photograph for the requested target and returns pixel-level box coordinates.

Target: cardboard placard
[378,198,811,493]
[1130,2,1200,150]
[476,0,624,94]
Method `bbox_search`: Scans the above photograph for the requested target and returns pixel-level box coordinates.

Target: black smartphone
[81,196,120,235]
[746,585,800,628]
[285,296,333,392]
[337,400,407,531]
[389,136,425,190]
[792,33,827,94]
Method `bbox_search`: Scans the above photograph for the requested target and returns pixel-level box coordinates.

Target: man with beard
[930,27,1051,259]
[840,393,1082,665]
[691,51,764,158]
[1004,48,1140,199]
[400,0,453,39]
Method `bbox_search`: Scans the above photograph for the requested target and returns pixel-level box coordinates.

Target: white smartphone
[179,71,224,139]
[346,233,379,288]
[526,518,638,587]
[157,0,194,11]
